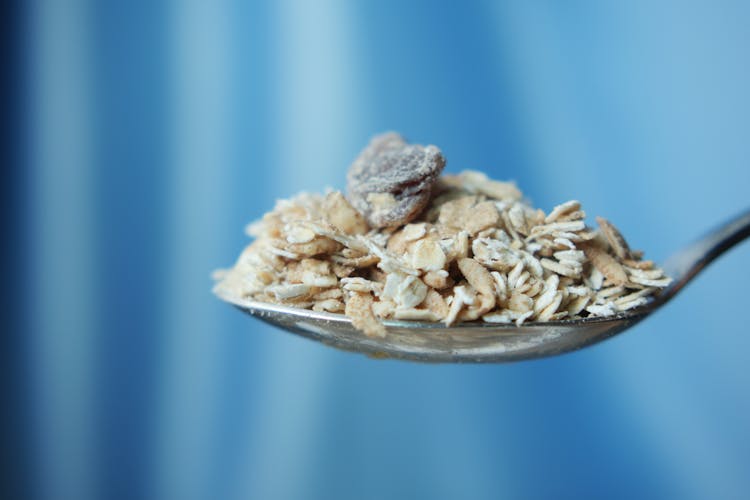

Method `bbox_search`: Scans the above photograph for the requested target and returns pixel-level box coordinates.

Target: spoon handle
[662,208,750,301]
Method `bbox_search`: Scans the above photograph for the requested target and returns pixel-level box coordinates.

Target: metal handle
[661,208,750,303]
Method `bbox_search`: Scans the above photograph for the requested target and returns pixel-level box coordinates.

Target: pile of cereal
[214,132,671,337]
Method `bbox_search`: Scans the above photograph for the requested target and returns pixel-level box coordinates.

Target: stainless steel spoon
[217,208,750,363]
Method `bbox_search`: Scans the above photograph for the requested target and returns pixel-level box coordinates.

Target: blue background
[18,1,750,499]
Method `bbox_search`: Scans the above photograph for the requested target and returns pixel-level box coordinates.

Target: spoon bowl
[219,295,656,362]
[217,208,750,362]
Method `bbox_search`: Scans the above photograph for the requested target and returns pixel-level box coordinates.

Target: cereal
[382,273,428,309]
[456,258,497,321]
[580,242,628,286]
[408,239,446,271]
[322,192,368,235]
[423,289,450,318]
[423,269,451,290]
[595,216,631,260]
[345,292,386,338]
[214,133,672,336]
[313,298,345,313]
[441,170,522,201]
[458,258,496,301]
[401,223,427,241]
[545,200,581,223]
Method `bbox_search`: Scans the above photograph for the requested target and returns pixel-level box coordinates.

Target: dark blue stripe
[2,0,34,498]
[89,2,170,499]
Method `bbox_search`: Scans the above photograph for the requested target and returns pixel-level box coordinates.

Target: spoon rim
[217,291,656,331]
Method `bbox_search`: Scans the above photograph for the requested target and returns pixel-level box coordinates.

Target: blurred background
[4,0,750,499]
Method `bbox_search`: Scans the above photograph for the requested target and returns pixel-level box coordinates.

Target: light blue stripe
[156,1,233,499]
[271,0,368,193]
[236,1,368,498]
[490,3,750,499]
[29,1,96,499]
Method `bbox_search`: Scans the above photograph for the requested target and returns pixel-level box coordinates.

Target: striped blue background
[24,1,750,499]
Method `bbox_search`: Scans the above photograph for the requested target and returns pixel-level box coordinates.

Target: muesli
[214,133,671,337]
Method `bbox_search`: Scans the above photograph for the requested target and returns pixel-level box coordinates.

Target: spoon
[217,208,750,363]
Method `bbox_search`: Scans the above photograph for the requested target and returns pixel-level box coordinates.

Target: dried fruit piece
[347,132,445,228]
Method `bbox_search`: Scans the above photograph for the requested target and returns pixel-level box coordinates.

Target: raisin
[346,132,445,228]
